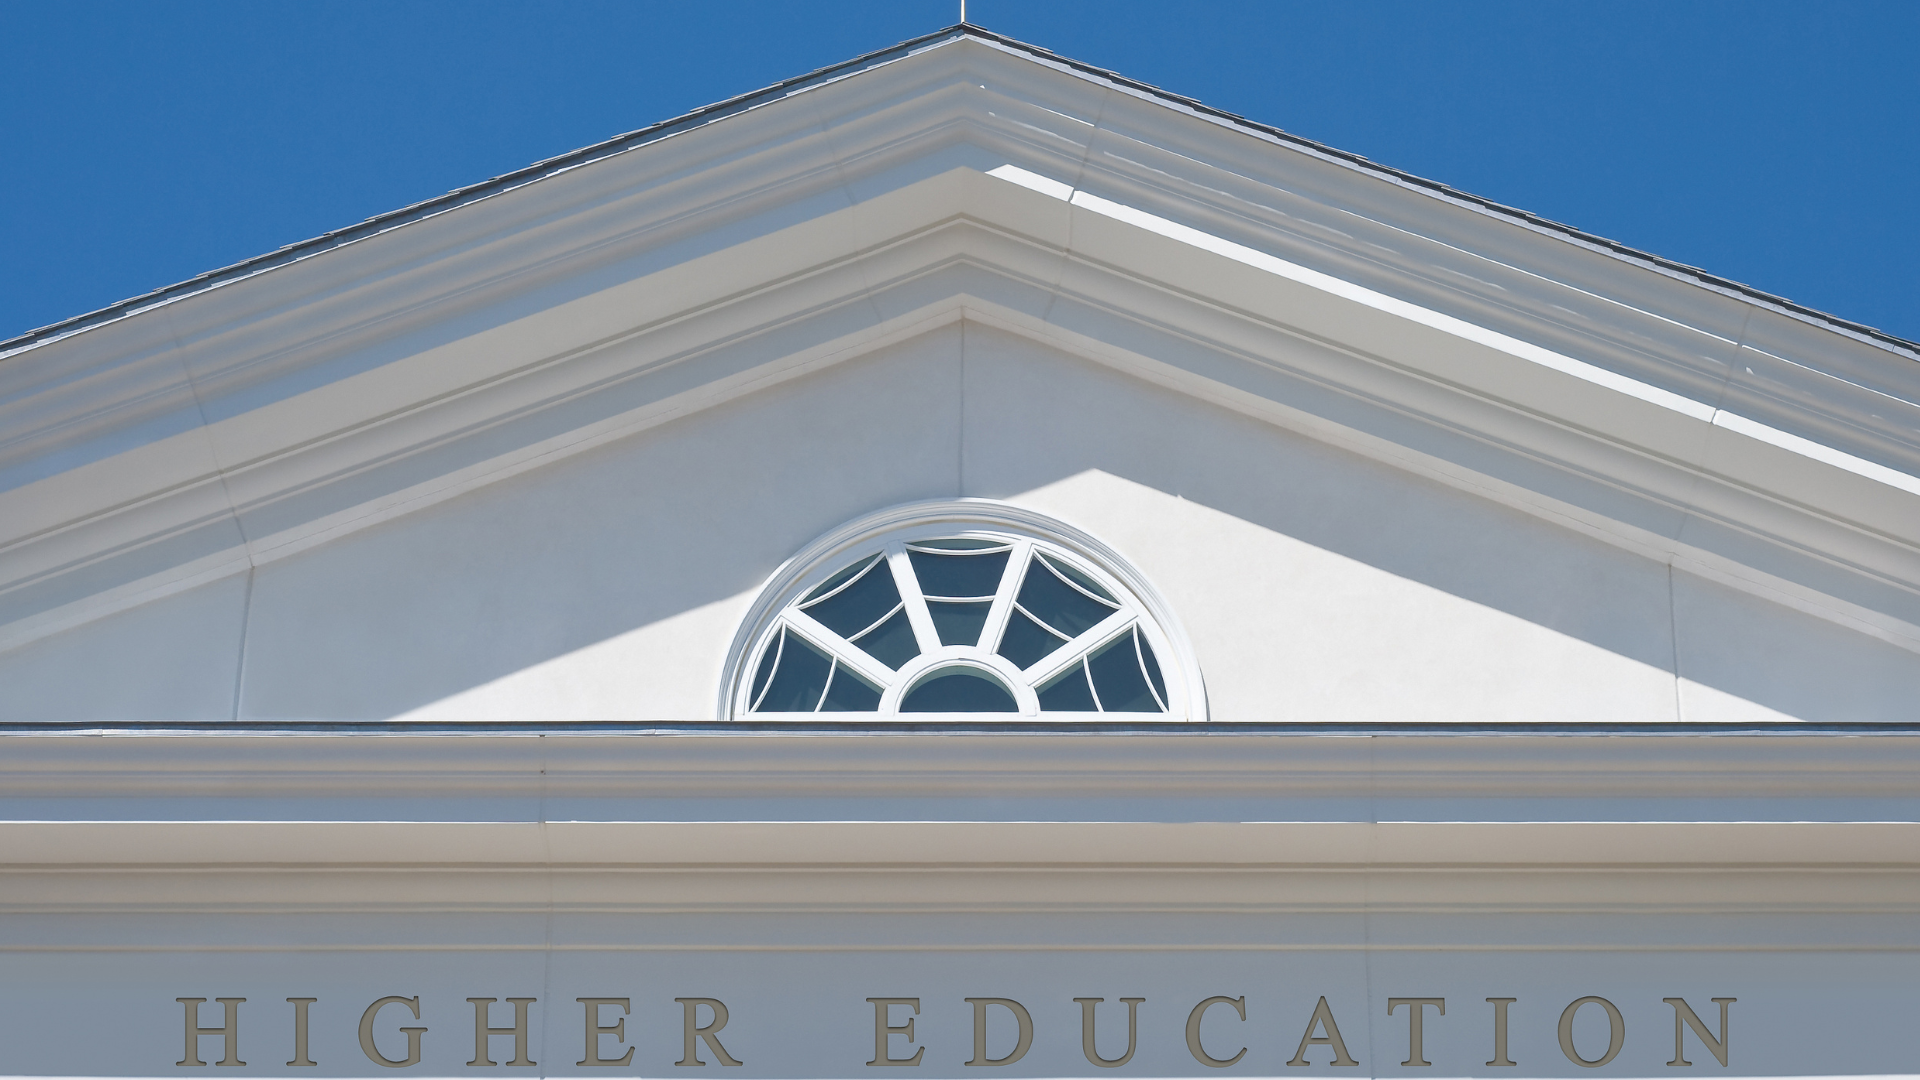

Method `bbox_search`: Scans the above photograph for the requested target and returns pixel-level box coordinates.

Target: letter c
[1186,997,1248,1068]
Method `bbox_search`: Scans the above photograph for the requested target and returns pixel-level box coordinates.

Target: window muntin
[740,529,1178,717]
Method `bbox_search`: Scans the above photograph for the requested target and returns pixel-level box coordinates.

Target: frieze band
[176,993,1734,1070]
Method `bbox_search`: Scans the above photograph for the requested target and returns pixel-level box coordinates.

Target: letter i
[288,999,317,1067]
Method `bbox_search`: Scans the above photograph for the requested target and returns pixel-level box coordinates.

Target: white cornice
[4,734,1918,918]
[1,42,1915,663]
[5,733,1920,810]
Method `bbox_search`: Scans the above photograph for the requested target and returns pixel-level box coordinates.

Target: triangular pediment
[1,29,1915,725]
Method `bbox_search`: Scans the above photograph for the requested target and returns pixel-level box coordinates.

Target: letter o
[1558,997,1624,1068]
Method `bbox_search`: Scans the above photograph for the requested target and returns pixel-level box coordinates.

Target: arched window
[721,501,1204,720]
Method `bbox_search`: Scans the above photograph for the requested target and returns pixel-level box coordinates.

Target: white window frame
[719,499,1207,722]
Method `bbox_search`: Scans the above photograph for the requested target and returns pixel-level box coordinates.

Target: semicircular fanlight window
[740,528,1177,717]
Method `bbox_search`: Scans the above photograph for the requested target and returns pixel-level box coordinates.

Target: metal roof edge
[5,23,1914,364]
[0,24,976,359]
[954,29,1920,363]
[2,721,1918,737]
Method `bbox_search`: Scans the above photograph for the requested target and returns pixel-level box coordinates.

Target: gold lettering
[176,998,245,1068]
[1664,998,1734,1067]
[575,999,634,1067]
[1558,997,1624,1069]
[964,998,1033,1067]
[287,999,317,1068]
[867,998,925,1067]
[1073,997,1144,1069]
[676,998,743,1067]
[467,998,536,1067]
[1185,996,1247,1068]
[1388,999,1445,1067]
[1287,997,1359,1067]
[359,997,425,1069]
[1485,999,1516,1067]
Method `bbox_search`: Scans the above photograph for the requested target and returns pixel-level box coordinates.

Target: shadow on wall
[0,323,1913,724]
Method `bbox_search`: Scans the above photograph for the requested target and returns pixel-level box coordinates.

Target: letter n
[1665,998,1734,1067]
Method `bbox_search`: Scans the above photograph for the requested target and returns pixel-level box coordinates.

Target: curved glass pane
[1037,662,1098,711]
[1040,553,1116,603]
[749,631,782,704]
[802,555,900,638]
[928,600,992,646]
[1138,630,1168,707]
[900,668,1018,712]
[1015,555,1116,637]
[754,630,833,712]
[909,545,1010,599]
[996,608,1068,669]
[852,609,918,669]
[819,665,882,711]
[1086,627,1163,712]
[803,553,880,603]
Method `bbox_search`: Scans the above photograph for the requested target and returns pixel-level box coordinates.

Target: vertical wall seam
[1666,307,1753,725]
[537,734,555,1080]
[230,568,255,723]
[1667,561,1686,724]
[958,318,968,496]
[161,307,261,725]
[1671,308,1753,553]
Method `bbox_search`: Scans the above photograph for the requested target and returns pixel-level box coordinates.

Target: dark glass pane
[803,553,881,603]
[853,609,919,669]
[1087,628,1162,712]
[928,600,992,646]
[1138,630,1168,706]
[900,668,1019,713]
[997,608,1067,669]
[749,631,781,704]
[819,666,882,711]
[803,557,901,638]
[755,631,832,712]
[1040,553,1116,603]
[1037,664,1098,711]
[909,548,1009,599]
[1015,556,1115,637]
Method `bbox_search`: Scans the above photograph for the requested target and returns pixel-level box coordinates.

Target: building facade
[2,25,1918,1080]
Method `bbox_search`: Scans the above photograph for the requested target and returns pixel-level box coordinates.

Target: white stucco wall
[2,323,1914,725]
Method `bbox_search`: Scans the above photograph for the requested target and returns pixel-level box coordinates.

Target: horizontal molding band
[4,822,1919,868]
[7,721,1920,735]
[1,943,1916,953]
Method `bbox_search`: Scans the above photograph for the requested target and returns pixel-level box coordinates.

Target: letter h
[178,998,246,1067]
[469,998,537,1066]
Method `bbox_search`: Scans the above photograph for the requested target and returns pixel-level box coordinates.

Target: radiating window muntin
[743,531,1174,717]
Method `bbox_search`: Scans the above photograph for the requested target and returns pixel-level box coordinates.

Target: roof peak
[5,23,1912,360]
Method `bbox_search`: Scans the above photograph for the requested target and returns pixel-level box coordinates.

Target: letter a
[1287,997,1359,1067]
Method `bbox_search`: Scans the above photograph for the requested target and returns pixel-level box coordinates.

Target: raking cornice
[0,37,1915,664]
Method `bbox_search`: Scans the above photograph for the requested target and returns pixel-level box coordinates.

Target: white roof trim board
[6,26,1912,363]
[989,165,1920,499]
[0,26,1915,670]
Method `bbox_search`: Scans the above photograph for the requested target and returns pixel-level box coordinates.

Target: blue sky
[3,1,1915,344]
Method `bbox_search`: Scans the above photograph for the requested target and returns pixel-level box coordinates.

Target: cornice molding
[1,42,1915,664]
[4,733,1919,806]
[3,822,1918,924]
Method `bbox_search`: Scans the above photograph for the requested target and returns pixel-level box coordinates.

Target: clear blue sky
[3,1,1916,344]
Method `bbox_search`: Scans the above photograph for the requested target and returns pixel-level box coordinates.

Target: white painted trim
[0,40,1914,669]
[993,165,1920,499]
